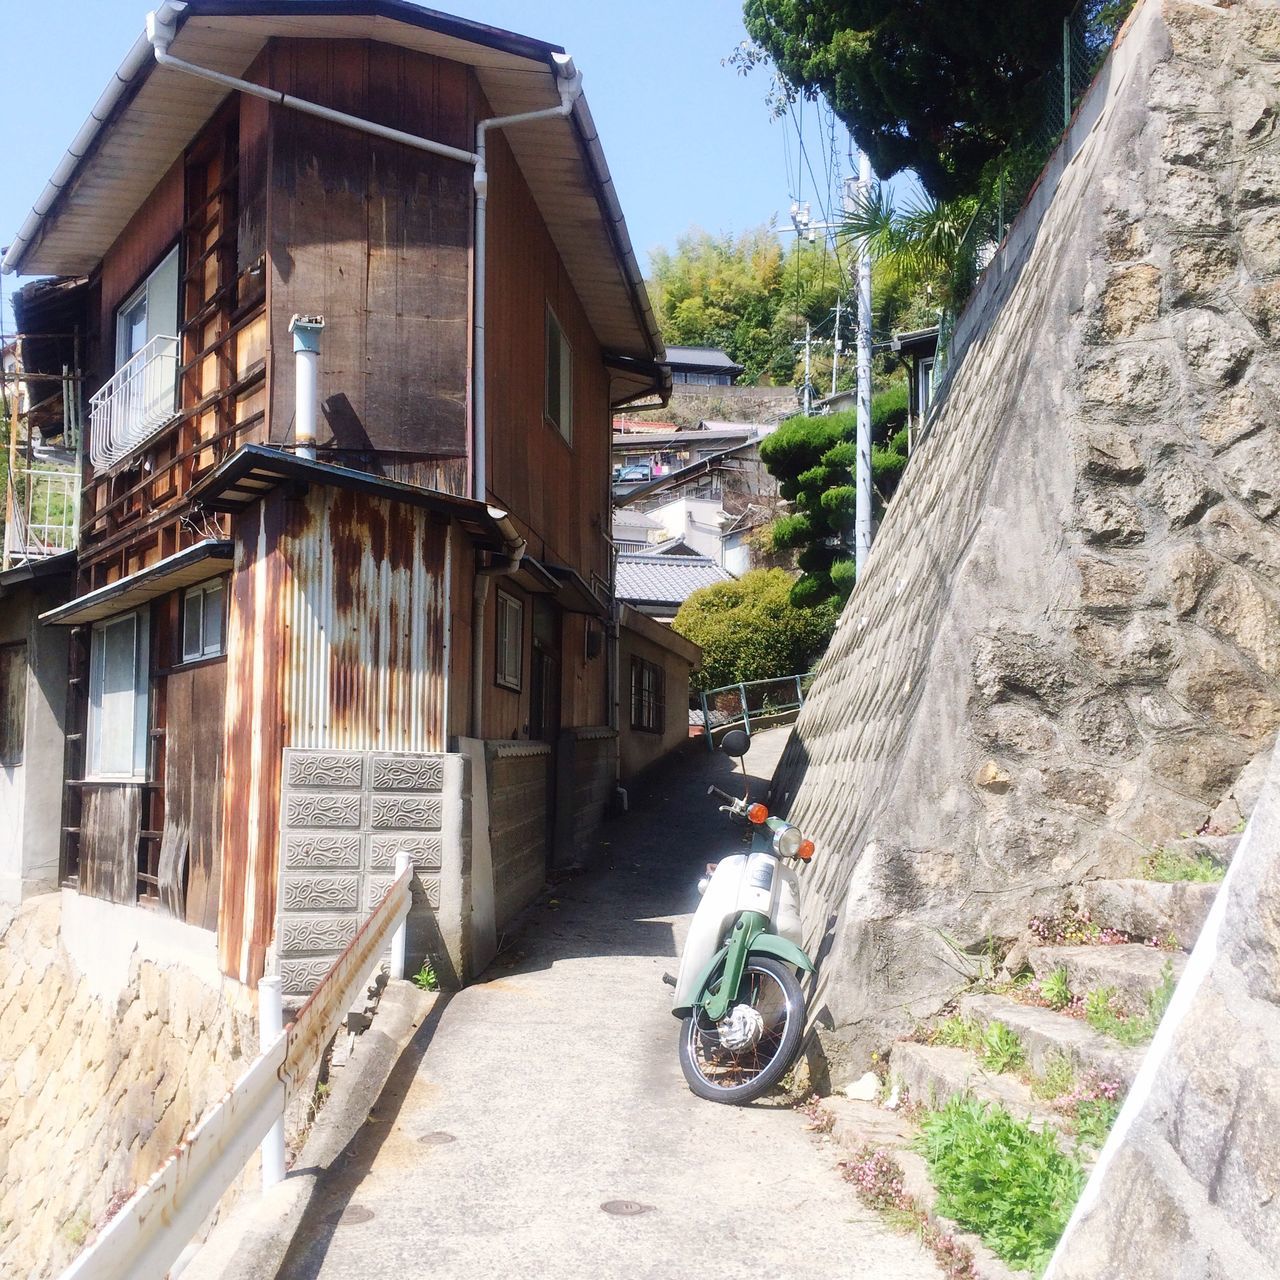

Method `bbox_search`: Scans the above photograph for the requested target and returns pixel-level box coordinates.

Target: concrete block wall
[553,727,617,869]
[484,740,551,930]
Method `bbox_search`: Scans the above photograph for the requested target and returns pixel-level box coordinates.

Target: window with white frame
[88,609,150,780]
[115,245,180,370]
[182,580,226,663]
[544,305,573,443]
[495,589,523,691]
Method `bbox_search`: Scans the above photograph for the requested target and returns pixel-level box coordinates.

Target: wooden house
[2,0,667,995]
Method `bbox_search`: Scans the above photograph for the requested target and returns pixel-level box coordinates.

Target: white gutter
[288,314,324,461]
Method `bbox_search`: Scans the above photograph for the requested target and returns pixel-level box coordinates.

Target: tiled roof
[664,345,745,372]
[615,553,734,606]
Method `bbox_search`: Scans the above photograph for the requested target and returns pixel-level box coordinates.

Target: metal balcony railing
[88,335,179,470]
[4,465,78,563]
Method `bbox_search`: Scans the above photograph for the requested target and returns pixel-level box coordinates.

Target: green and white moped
[668,729,817,1104]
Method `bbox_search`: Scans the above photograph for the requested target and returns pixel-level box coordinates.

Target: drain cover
[418,1131,457,1146]
[327,1205,375,1226]
[601,1200,655,1217]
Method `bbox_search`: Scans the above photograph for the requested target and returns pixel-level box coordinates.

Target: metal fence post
[700,689,712,752]
[738,683,750,736]
[391,850,412,980]
[1063,16,1072,129]
[258,975,286,1190]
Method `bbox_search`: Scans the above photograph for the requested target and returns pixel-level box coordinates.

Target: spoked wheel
[678,956,805,1104]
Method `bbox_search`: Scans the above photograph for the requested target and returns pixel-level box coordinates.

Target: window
[917,356,936,421]
[544,306,573,442]
[115,245,180,370]
[630,656,665,734]
[495,590,523,691]
[88,609,150,780]
[0,643,27,768]
[182,580,226,662]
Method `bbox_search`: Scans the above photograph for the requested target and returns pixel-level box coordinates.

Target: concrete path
[276,729,941,1280]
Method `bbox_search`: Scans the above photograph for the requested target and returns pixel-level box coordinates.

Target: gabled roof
[615,552,733,608]
[3,0,662,376]
[665,345,745,376]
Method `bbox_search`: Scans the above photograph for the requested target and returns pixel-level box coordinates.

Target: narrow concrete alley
[274,728,942,1280]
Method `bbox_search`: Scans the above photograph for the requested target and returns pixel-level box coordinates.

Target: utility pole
[831,297,842,397]
[855,149,874,577]
[802,321,813,417]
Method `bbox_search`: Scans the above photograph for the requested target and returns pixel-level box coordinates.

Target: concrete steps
[1028,943,1185,1016]
[1161,832,1240,866]
[1073,878,1218,950]
[959,992,1143,1087]
[888,1041,1064,1134]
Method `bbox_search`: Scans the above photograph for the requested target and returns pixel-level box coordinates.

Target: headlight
[773,825,803,858]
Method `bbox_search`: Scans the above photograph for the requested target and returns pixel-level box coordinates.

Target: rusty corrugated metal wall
[219,486,450,983]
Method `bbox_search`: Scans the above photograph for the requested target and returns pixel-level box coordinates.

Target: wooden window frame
[494,589,524,692]
[0,642,28,768]
[630,655,665,735]
[544,304,573,444]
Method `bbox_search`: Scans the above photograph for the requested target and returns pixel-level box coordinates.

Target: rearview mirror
[720,729,751,759]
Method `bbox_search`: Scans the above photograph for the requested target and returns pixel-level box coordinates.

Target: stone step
[818,1097,1026,1280]
[959,992,1143,1088]
[889,1040,1065,1134]
[1028,943,1185,1016]
[1073,878,1218,951]
[1162,832,1240,866]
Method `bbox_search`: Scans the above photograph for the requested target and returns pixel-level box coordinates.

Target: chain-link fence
[936,0,1136,372]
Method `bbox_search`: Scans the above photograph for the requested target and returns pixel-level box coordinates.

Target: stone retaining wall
[0,894,258,1278]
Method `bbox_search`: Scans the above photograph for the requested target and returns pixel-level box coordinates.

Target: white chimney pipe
[289,314,324,461]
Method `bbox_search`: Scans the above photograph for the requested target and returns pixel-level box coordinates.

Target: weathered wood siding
[262,39,475,470]
[79,784,143,905]
[219,486,451,982]
[485,742,550,929]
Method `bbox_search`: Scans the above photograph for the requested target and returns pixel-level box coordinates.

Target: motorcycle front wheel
[678,955,805,1104]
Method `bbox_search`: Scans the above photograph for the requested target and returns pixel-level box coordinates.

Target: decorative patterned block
[369,835,443,870]
[370,794,442,830]
[281,957,336,1000]
[371,755,445,793]
[283,834,363,870]
[281,875,360,912]
[280,914,359,954]
[417,875,442,910]
[284,793,362,830]
[285,752,365,789]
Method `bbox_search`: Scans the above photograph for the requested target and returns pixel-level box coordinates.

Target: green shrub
[1143,847,1226,883]
[673,568,839,692]
[915,1097,1085,1273]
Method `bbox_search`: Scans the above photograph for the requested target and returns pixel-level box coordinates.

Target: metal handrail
[59,852,415,1280]
[89,335,179,470]
[697,672,817,750]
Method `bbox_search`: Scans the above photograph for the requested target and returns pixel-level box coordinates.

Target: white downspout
[288,314,323,461]
[472,55,583,502]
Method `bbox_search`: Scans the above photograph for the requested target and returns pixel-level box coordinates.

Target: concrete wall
[553,727,617,869]
[0,578,69,905]
[1047,738,1280,1278]
[618,605,700,781]
[0,892,257,1279]
[485,740,551,929]
[770,0,1280,1069]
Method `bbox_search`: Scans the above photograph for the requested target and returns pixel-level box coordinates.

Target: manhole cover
[326,1204,375,1226]
[601,1200,655,1217]
[418,1131,456,1146]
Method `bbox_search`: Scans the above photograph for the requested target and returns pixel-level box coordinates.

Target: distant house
[616,604,701,781]
[612,507,665,552]
[612,420,764,499]
[892,326,941,441]
[665,345,744,387]
[615,552,734,623]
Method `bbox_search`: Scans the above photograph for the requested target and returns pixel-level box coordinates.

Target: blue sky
[1,0,909,325]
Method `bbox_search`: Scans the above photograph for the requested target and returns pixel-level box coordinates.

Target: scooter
[667,729,817,1104]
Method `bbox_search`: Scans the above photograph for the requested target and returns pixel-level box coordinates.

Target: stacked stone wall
[773,0,1280,1070]
[0,895,257,1278]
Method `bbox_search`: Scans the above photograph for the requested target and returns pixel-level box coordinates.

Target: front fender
[671,933,815,1019]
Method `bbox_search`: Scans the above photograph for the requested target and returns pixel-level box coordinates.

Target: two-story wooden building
[2,0,667,995]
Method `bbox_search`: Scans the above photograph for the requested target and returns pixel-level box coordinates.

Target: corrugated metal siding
[218,486,450,984]
[284,487,447,753]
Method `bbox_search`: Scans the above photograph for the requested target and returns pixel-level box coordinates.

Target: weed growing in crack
[1143,847,1226,884]
[1082,963,1176,1046]
[979,1021,1026,1075]
[1038,966,1073,1011]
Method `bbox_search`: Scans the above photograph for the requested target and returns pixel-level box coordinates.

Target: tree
[648,226,849,386]
[759,387,910,607]
[739,1,1077,201]
[673,569,839,691]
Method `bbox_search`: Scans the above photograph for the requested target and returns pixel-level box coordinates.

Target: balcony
[89,335,179,470]
[3,463,79,564]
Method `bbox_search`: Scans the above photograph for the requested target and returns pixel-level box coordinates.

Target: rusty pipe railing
[59,851,414,1280]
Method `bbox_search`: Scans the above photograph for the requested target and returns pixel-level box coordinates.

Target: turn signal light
[796,839,816,862]
[747,803,769,824]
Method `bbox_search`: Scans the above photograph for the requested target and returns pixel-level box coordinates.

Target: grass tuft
[1143,847,1226,883]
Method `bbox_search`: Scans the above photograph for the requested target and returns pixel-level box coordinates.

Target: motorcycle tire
[678,955,806,1105]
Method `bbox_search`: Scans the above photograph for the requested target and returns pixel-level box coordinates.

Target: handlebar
[706,784,738,803]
